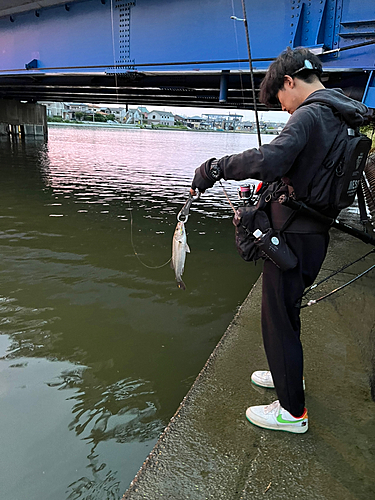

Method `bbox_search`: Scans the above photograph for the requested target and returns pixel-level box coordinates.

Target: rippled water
[0,127,272,499]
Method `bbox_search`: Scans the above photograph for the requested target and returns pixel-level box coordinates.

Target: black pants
[261,232,330,417]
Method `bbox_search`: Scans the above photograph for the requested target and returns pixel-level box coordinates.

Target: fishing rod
[231,0,262,147]
[277,196,375,307]
[301,264,375,308]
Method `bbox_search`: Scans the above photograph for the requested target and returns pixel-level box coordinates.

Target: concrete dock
[123,213,375,500]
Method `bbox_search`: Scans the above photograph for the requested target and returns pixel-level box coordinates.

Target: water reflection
[0,129,266,499]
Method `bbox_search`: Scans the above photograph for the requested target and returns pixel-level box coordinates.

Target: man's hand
[191,158,222,193]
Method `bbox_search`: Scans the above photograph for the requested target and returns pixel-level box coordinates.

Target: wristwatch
[209,160,222,180]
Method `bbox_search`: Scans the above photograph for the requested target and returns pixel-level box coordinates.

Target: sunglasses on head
[291,59,320,76]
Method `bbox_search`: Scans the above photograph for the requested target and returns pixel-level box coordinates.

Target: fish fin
[177,279,186,291]
[185,244,191,253]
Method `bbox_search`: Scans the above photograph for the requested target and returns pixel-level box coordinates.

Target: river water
[0,127,273,500]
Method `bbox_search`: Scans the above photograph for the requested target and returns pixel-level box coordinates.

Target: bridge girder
[0,0,374,109]
[0,70,368,110]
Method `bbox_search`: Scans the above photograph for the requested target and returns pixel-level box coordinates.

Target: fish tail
[177,279,186,290]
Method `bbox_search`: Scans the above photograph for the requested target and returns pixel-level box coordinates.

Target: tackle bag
[233,183,275,262]
[233,204,270,262]
[233,182,298,269]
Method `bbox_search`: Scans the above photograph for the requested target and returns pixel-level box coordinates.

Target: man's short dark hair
[259,47,323,107]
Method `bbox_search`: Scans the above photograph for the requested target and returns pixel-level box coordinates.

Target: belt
[270,201,331,233]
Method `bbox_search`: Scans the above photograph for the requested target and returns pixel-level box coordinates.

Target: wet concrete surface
[123,214,375,500]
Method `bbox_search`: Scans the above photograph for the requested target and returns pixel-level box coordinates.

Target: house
[185,116,204,129]
[124,108,142,124]
[109,107,126,121]
[38,101,69,119]
[138,107,149,121]
[124,107,149,124]
[174,114,187,125]
[147,110,174,126]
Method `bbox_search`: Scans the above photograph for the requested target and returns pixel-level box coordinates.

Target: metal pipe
[321,39,375,56]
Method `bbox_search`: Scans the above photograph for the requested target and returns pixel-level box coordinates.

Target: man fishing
[190,47,369,433]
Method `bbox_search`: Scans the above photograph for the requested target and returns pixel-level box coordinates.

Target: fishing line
[110,0,119,104]
[231,0,246,106]
[240,0,262,147]
[231,0,262,144]
[219,180,237,214]
[129,205,172,269]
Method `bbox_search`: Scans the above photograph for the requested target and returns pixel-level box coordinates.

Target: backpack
[306,114,372,214]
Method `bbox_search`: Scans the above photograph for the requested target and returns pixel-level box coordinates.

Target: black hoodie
[217,88,368,213]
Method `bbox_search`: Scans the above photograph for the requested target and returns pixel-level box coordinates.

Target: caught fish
[171,221,190,290]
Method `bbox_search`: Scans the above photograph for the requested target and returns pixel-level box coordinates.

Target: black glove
[191,158,222,193]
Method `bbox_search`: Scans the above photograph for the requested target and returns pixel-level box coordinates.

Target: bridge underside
[0,70,369,111]
[0,0,374,109]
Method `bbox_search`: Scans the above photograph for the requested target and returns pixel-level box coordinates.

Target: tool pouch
[254,228,298,271]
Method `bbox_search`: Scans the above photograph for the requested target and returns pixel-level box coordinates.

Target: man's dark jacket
[217,88,368,220]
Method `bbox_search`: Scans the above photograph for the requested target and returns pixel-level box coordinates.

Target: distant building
[124,107,149,124]
[60,103,88,120]
[174,114,186,125]
[38,101,69,119]
[185,116,204,129]
[109,107,125,121]
[138,107,149,120]
[147,110,174,126]
[241,121,255,131]
[125,108,142,124]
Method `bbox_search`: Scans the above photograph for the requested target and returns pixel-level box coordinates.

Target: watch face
[211,164,221,179]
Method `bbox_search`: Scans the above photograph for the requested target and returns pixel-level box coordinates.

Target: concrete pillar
[0,99,48,140]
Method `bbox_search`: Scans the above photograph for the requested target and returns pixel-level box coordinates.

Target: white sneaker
[246,400,308,434]
[251,370,305,390]
[251,370,275,388]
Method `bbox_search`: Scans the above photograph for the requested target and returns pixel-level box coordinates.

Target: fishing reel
[237,182,263,206]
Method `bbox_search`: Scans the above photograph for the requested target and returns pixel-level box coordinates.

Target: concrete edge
[122,279,261,499]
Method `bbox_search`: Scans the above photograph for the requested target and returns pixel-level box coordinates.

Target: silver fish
[171,221,190,290]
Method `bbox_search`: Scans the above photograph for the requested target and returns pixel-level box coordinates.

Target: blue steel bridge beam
[0,0,374,108]
[0,70,369,110]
